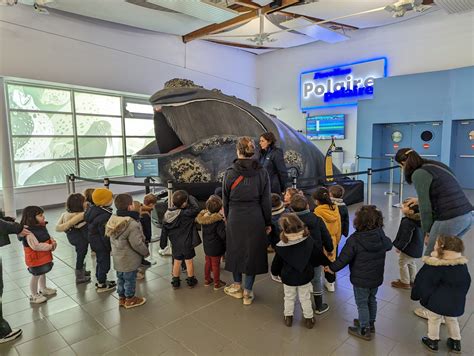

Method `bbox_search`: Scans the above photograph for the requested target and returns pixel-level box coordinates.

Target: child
[84,188,116,292]
[269,193,289,249]
[271,213,326,329]
[195,195,226,290]
[313,187,342,292]
[326,205,392,341]
[106,194,149,309]
[328,185,350,238]
[19,206,57,304]
[411,236,471,353]
[139,194,157,267]
[160,190,200,289]
[290,194,333,314]
[55,193,91,284]
[83,188,95,208]
[283,188,300,208]
[391,199,423,289]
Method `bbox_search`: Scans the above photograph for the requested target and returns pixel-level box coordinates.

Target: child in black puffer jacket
[411,235,471,354]
[326,205,392,341]
[196,195,226,291]
[271,213,328,330]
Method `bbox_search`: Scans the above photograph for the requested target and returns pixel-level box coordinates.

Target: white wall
[256,10,474,163]
[0,5,257,211]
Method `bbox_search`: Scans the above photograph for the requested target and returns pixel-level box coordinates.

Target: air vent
[434,0,474,14]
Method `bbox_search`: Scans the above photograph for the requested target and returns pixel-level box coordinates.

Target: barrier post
[167,180,173,208]
[355,155,360,180]
[144,177,151,194]
[103,178,110,189]
[66,175,71,195]
[69,174,76,193]
[393,167,405,207]
[367,168,373,204]
[384,158,397,196]
[292,176,297,189]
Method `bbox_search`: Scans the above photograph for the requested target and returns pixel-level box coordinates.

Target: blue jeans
[233,273,255,291]
[117,271,137,298]
[353,286,378,328]
[426,212,473,256]
[311,266,323,296]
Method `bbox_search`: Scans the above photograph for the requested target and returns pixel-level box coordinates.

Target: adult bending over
[395,148,472,256]
[223,136,272,305]
[259,132,288,194]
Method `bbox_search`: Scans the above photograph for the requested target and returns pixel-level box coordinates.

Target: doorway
[451,120,474,189]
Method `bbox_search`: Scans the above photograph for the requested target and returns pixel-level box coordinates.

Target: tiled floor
[1,184,473,356]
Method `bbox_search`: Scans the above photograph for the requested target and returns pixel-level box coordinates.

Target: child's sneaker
[446,338,461,354]
[354,319,375,333]
[224,284,243,299]
[305,317,315,329]
[204,278,214,287]
[348,326,371,341]
[284,316,293,327]
[314,303,330,315]
[29,294,47,304]
[243,291,254,305]
[119,297,126,308]
[186,276,198,288]
[0,329,22,344]
[421,337,439,352]
[324,281,335,292]
[158,246,172,256]
[141,258,152,267]
[213,280,226,291]
[171,277,181,289]
[95,281,116,293]
[124,296,146,309]
[40,287,57,296]
[391,279,411,289]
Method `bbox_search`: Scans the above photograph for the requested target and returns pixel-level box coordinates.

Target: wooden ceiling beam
[182,0,302,43]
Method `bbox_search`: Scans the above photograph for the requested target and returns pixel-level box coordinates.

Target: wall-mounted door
[451,120,474,189]
[378,122,442,183]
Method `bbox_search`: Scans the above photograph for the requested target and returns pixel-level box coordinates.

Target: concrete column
[0,79,16,217]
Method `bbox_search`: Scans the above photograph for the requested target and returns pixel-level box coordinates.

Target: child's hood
[331,197,346,206]
[105,215,132,239]
[314,205,338,223]
[423,251,468,266]
[353,228,390,252]
[195,210,223,225]
[271,203,286,216]
[163,208,181,226]
[55,212,85,232]
[84,205,112,224]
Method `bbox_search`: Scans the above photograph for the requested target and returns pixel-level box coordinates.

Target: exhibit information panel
[134,158,159,178]
[300,57,387,110]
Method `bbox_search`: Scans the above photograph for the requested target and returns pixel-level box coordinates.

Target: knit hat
[92,188,113,207]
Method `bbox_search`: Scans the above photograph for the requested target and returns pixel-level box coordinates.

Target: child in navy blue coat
[411,235,471,354]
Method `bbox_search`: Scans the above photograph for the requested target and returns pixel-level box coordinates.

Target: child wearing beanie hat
[85,188,116,293]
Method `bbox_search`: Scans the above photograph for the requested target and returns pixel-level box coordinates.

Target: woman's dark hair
[20,206,44,227]
[260,132,277,147]
[353,205,384,232]
[206,195,222,214]
[436,235,464,257]
[312,187,335,210]
[395,148,425,184]
[66,193,85,213]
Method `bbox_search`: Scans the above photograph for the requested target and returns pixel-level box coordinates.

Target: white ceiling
[16,0,444,53]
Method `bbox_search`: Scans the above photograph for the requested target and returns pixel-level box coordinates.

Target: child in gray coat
[106,194,149,309]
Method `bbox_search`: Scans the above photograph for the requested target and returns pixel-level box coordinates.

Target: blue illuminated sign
[300,57,388,110]
[133,158,159,178]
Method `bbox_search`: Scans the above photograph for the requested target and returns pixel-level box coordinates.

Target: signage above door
[300,57,387,111]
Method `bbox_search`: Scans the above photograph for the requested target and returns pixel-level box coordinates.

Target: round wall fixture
[421,130,433,142]
[391,131,403,143]
[469,130,474,140]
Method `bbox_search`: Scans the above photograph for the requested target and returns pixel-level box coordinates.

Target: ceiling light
[385,0,431,17]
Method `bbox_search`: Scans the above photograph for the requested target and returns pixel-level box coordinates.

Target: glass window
[12,137,75,161]
[77,137,123,158]
[125,118,155,137]
[126,157,134,176]
[7,84,71,112]
[125,102,154,115]
[126,137,155,155]
[15,160,76,187]
[79,157,124,178]
[10,112,74,136]
[74,92,121,116]
[76,115,122,136]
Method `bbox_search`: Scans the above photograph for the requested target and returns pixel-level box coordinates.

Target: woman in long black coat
[259,132,288,194]
[223,137,272,305]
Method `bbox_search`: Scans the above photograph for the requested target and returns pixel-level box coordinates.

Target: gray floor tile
[15,331,68,355]
[69,331,124,355]
[49,346,77,356]
[12,318,57,345]
[126,329,193,355]
[57,318,106,345]
[107,318,155,343]
[36,296,79,317]
[0,345,20,356]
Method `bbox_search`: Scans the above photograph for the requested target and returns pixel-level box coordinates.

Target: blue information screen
[133,158,159,178]
[306,114,345,140]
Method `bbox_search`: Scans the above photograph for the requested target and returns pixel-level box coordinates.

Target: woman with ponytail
[395,148,472,257]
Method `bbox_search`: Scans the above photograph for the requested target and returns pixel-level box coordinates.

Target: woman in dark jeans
[395,148,473,319]
[223,137,272,305]
[259,132,288,194]
[0,216,29,344]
